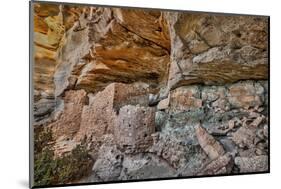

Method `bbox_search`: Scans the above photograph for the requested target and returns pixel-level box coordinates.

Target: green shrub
[34,127,53,154]
[34,128,94,186]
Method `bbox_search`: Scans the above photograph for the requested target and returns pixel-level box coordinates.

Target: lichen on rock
[32,2,269,186]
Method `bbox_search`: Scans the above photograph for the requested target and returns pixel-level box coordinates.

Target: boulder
[197,153,233,176]
[195,124,225,160]
[119,154,176,180]
[92,144,123,181]
[234,156,268,173]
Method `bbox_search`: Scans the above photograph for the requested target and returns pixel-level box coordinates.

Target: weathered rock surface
[119,153,176,180]
[33,4,64,99]
[197,153,233,176]
[169,86,202,111]
[75,82,153,142]
[235,156,268,173]
[165,81,267,124]
[163,13,268,95]
[33,2,269,184]
[65,8,170,94]
[115,105,156,153]
[228,82,264,108]
[195,124,225,160]
[92,144,124,181]
[33,4,88,125]
[149,123,208,171]
[33,98,63,124]
[49,90,87,139]
[157,94,170,110]
[53,136,78,157]
[74,83,116,142]
[33,5,170,124]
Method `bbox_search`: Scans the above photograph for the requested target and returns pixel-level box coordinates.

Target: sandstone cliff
[32,2,269,186]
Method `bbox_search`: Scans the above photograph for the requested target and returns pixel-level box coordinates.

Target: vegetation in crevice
[34,128,94,186]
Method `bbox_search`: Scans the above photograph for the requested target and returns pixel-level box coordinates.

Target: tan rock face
[170,86,202,111]
[164,13,268,95]
[33,4,170,123]
[228,82,264,108]
[157,94,170,110]
[34,6,171,101]
[33,3,269,183]
[114,9,170,50]
[67,8,171,93]
[33,4,85,100]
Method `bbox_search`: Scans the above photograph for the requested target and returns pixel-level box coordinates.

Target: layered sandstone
[33,2,269,183]
[163,13,268,96]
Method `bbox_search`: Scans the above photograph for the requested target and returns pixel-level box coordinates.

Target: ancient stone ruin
[115,105,156,153]
[32,2,269,186]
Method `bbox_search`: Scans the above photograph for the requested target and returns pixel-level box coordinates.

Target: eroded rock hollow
[32,2,269,186]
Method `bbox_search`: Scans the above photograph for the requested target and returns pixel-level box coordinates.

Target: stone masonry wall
[33,3,269,184]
